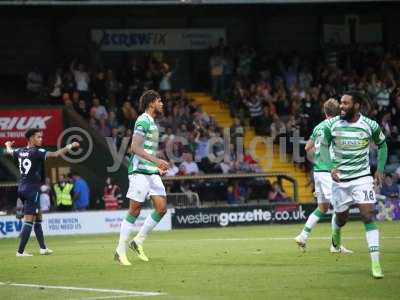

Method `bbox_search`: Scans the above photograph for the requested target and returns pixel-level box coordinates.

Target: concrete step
[190,92,314,203]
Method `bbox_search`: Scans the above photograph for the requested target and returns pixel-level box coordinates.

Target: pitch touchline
[80,296,146,299]
[148,236,400,242]
[0,282,163,297]
[74,236,400,244]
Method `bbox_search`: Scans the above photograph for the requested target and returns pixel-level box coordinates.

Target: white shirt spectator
[376,88,391,108]
[180,161,199,174]
[166,164,179,177]
[50,74,62,98]
[74,70,90,92]
[39,185,51,212]
[91,98,108,120]
[94,105,108,120]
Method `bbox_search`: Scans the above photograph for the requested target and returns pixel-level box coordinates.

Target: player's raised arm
[46,142,80,158]
[4,141,15,155]
[130,133,168,171]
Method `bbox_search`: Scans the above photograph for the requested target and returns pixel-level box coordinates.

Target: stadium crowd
[208,42,400,199]
[23,54,275,208]
[17,42,400,209]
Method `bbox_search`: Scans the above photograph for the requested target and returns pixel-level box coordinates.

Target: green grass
[0,222,399,300]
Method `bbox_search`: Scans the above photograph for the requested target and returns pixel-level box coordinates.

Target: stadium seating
[191,92,313,203]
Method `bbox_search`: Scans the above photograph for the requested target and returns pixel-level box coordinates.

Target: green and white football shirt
[128,113,159,175]
[323,115,386,181]
[310,119,332,172]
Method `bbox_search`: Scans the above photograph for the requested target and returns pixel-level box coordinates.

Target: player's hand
[158,168,168,176]
[331,169,340,182]
[5,141,15,148]
[156,159,169,171]
[71,142,80,149]
[374,171,384,187]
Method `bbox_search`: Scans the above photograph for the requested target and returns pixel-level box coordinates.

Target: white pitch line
[75,236,400,244]
[0,282,163,297]
[80,295,144,300]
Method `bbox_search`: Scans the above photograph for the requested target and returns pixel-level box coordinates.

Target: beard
[340,106,356,121]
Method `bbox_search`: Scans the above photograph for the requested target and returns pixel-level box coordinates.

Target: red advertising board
[0,108,63,147]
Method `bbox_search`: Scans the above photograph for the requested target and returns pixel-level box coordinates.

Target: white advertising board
[0,209,172,239]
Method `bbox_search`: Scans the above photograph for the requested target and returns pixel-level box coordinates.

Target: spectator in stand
[71,90,80,111]
[120,100,137,129]
[243,150,258,171]
[27,67,44,97]
[102,177,122,210]
[76,99,89,119]
[88,106,99,130]
[106,69,121,97]
[53,174,74,211]
[159,62,174,95]
[63,71,76,93]
[298,66,313,91]
[268,181,289,202]
[62,92,72,107]
[70,60,90,100]
[244,96,264,134]
[108,111,120,129]
[380,174,400,200]
[230,117,244,146]
[194,129,209,162]
[49,67,63,101]
[180,152,200,175]
[389,95,400,133]
[91,97,108,120]
[39,185,51,213]
[210,49,224,100]
[237,46,255,79]
[259,106,274,136]
[70,172,90,211]
[166,160,179,177]
[98,117,112,137]
[93,70,107,102]
[109,127,123,150]
[270,114,286,142]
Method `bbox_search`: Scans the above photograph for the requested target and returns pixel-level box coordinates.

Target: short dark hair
[344,91,364,106]
[139,90,161,112]
[25,128,42,140]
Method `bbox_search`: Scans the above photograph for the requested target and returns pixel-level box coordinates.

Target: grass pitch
[0,222,399,300]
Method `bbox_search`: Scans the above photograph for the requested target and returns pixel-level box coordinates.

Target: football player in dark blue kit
[4,128,79,256]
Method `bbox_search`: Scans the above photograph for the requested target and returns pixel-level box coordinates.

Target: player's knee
[156,206,167,216]
[128,206,141,217]
[335,214,347,227]
[360,212,374,224]
[319,204,329,214]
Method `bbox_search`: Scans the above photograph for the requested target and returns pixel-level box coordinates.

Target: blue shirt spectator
[380,175,400,200]
[71,173,90,210]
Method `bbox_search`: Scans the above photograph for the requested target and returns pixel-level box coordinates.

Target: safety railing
[163,172,298,205]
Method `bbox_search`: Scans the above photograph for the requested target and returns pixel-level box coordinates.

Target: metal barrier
[163,172,298,203]
[0,172,298,210]
[167,192,200,208]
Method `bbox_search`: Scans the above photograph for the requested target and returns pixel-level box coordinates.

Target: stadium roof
[0,0,397,6]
